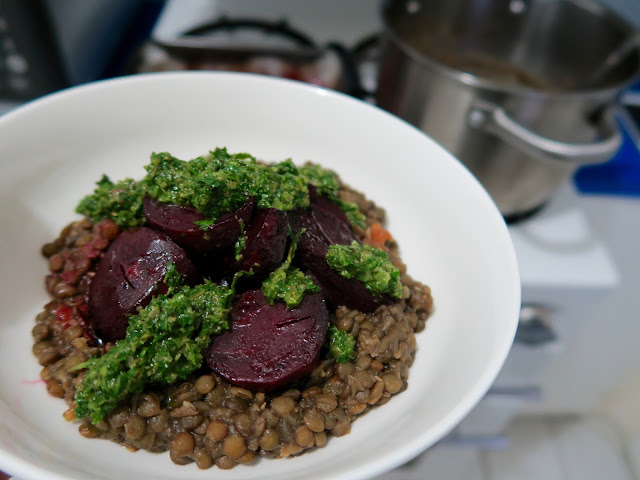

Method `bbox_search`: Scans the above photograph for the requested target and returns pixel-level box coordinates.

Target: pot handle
[467,101,621,164]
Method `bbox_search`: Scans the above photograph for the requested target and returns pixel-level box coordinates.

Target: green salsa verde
[326,241,404,298]
[73,264,235,423]
[261,230,320,308]
[76,147,366,229]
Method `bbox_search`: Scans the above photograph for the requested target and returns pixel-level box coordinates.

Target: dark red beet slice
[288,205,356,257]
[308,184,350,226]
[289,206,390,312]
[205,289,328,392]
[195,247,236,284]
[143,195,254,255]
[236,208,288,277]
[88,227,200,342]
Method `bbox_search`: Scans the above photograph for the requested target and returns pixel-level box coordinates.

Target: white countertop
[508,184,620,289]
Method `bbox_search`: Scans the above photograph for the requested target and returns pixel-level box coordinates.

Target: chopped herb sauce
[75,147,365,229]
[328,326,356,363]
[73,267,234,424]
[233,233,247,261]
[326,241,403,298]
[76,175,146,228]
[262,231,319,308]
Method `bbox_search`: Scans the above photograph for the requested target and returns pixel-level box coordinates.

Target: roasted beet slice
[235,208,288,277]
[88,227,199,342]
[206,289,328,392]
[308,184,350,226]
[143,195,254,255]
[288,205,356,257]
[289,206,390,312]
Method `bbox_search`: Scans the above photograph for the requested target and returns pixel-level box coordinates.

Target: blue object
[574,108,640,197]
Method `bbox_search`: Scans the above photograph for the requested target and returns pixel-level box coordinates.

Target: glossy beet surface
[143,195,254,255]
[308,184,350,226]
[289,205,389,312]
[88,227,200,342]
[289,205,356,253]
[236,208,288,277]
[205,289,328,392]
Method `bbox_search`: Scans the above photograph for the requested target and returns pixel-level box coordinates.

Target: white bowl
[0,72,520,480]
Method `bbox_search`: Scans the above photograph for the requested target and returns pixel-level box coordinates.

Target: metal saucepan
[376,0,640,219]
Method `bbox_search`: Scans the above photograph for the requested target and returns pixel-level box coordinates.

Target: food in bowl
[31,147,433,470]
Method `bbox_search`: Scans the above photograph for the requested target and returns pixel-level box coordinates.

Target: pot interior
[384,0,640,92]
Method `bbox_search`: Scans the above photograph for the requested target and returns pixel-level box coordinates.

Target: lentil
[347,402,368,415]
[52,282,77,298]
[315,430,328,448]
[295,425,315,448]
[259,429,280,451]
[215,455,236,470]
[48,254,64,272]
[46,380,64,398]
[206,420,228,442]
[315,393,338,413]
[170,432,195,458]
[331,420,351,437]
[180,415,203,430]
[280,443,303,457]
[148,411,169,433]
[271,396,296,416]
[108,406,130,429]
[78,423,100,438]
[236,450,256,464]
[170,401,198,418]
[222,434,247,459]
[233,413,253,436]
[63,407,76,422]
[37,346,59,366]
[124,414,146,440]
[31,323,50,342]
[193,447,213,469]
[369,381,385,405]
[302,408,325,433]
[136,431,157,450]
[137,394,161,417]
[194,375,216,394]
[383,373,404,394]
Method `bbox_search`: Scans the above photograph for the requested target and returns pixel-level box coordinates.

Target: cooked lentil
[32,177,433,470]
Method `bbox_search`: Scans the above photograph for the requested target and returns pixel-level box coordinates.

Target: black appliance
[0,0,164,101]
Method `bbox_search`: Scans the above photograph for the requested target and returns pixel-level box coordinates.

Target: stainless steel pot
[377,0,640,219]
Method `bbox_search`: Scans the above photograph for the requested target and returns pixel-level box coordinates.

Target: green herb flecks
[162,261,184,291]
[262,230,319,308]
[73,279,234,424]
[335,199,367,229]
[234,234,247,262]
[328,326,355,364]
[255,158,309,212]
[298,163,340,197]
[194,218,217,229]
[326,241,403,298]
[75,175,146,228]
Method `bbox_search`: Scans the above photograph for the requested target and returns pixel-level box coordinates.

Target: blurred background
[1,1,639,479]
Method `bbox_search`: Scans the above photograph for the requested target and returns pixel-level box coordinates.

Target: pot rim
[382,0,640,100]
